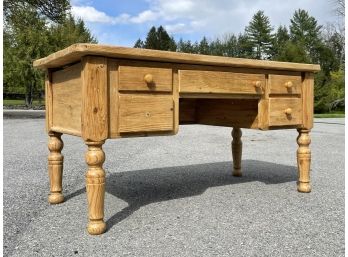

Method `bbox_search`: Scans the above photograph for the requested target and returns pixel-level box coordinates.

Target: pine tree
[289,9,322,59]
[245,11,274,59]
[271,25,290,60]
[134,38,144,48]
[143,26,176,51]
[199,37,210,54]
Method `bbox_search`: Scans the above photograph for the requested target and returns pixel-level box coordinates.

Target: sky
[70,0,342,47]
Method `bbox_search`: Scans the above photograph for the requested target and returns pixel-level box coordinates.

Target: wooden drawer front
[179,70,265,94]
[269,98,302,126]
[118,94,174,133]
[119,66,172,92]
[269,74,302,94]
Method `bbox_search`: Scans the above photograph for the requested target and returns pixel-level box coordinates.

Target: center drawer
[179,69,265,94]
[118,94,174,133]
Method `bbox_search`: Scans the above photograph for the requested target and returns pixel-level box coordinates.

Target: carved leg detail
[48,132,64,204]
[85,141,106,235]
[232,128,242,177]
[297,129,311,193]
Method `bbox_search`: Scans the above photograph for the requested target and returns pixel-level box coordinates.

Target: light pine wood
[45,71,53,132]
[81,56,108,142]
[297,129,311,193]
[108,59,120,138]
[119,65,172,92]
[118,93,174,133]
[269,73,302,95]
[302,72,314,129]
[232,128,242,177]
[85,141,106,235]
[36,44,320,236]
[51,62,82,135]
[33,43,320,72]
[48,132,64,204]
[196,99,258,128]
[269,98,302,126]
[179,69,265,94]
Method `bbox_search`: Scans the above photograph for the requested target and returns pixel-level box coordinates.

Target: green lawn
[3,99,44,106]
[314,112,345,118]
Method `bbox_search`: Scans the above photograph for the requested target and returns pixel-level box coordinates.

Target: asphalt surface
[4,118,345,257]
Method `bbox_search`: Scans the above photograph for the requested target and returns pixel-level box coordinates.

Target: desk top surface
[33,43,320,72]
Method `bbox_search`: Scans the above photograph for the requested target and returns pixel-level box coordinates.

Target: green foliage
[4,1,96,107]
[245,11,274,59]
[139,26,176,51]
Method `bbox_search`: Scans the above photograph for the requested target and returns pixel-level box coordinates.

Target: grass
[3,99,44,106]
[314,112,345,118]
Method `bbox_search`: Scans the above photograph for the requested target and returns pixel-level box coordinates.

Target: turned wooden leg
[232,127,242,177]
[297,129,311,193]
[85,141,106,235]
[48,132,64,204]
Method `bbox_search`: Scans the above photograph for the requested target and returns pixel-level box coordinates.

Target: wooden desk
[34,44,320,235]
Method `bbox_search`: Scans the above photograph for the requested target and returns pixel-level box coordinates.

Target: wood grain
[269,98,302,126]
[48,132,64,204]
[51,63,82,134]
[108,59,119,138]
[118,94,174,133]
[119,65,172,92]
[45,71,53,132]
[81,56,108,141]
[269,73,302,94]
[33,43,320,72]
[196,99,258,128]
[297,129,311,193]
[179,69,265,94]
[85,141,106,235]
[232,128,242,177]
[302,72,314,129]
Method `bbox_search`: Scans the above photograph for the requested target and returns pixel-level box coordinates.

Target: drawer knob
[254,81,262,88]
[144,74,154,84]
[284,108,292,115]
[285,81,293,88]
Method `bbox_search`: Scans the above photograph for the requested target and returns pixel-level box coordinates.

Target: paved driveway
[4,118,345,257]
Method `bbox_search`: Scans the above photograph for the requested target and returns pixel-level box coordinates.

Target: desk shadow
[65,160,297,232]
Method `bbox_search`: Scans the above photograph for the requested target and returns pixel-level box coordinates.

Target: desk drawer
[269,73,302,95]
[179,70,265,94]
[269,98,302,126]
[119,65,172,92]
[118,94,174,133]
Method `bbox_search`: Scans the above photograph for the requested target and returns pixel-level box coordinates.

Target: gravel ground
[3,118,345,257]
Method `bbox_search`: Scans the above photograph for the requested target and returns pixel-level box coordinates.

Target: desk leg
[232,128,242,177]
[48,132,64,204]
[85,140,106,235]
[297,129,311,193]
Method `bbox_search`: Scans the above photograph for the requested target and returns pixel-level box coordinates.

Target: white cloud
[130,10,159,23]
[72,0,341,38]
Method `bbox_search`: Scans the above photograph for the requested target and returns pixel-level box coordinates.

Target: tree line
[135,9,344,113]
[4,0,96,106]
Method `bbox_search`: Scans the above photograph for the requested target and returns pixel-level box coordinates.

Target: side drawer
[269,73,302,95]
[118,94,174,133]
[269,98,302,126]
[119,65,172,92]
[179,69,265,94]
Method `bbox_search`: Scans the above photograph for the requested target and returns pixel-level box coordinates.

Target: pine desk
[34,44,320,235]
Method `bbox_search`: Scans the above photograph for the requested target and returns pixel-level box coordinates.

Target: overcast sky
[71,0,342,46]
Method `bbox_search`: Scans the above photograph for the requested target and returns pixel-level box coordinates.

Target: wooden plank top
[33,43,320,72]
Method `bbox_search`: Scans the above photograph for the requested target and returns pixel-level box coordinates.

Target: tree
[271,25,290,60]
[198,37,210,55]
[134,38,144,48]
[245,11,274,59]
[3,1,96,107]
[289,9,322,60]
[143,26,176,51]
